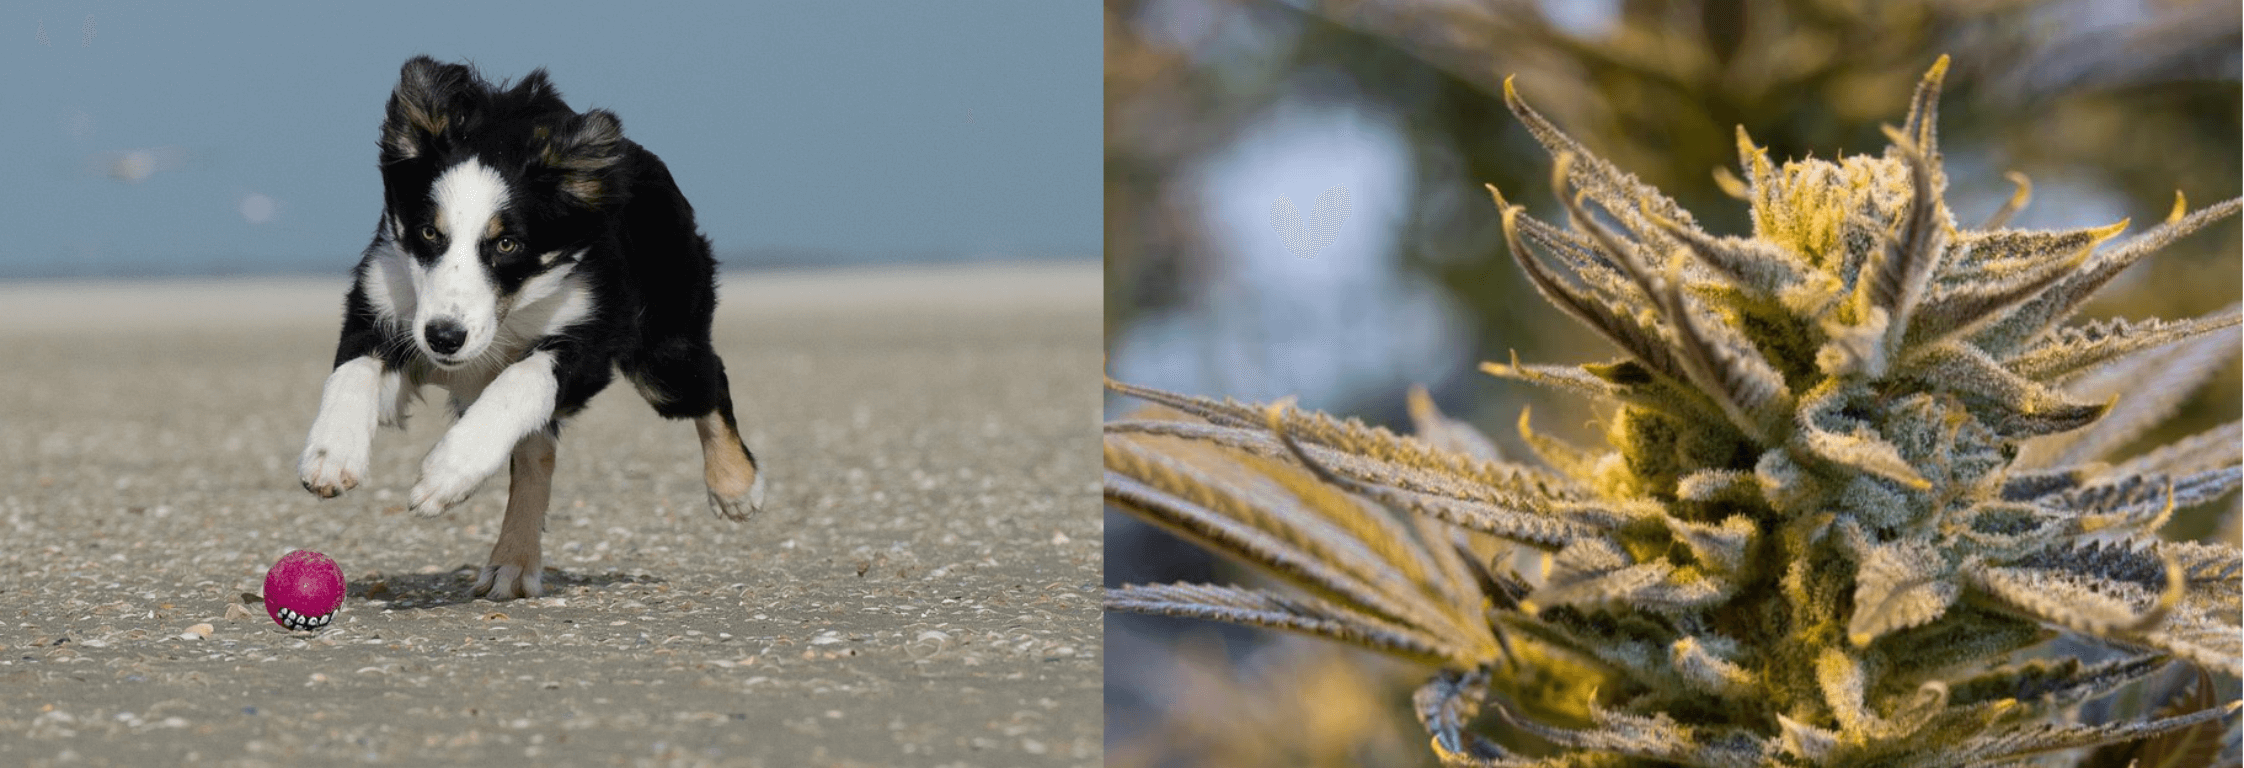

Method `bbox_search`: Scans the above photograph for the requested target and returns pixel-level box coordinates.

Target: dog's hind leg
[694,400,763,521]
[475,428,554,600]
[627,342,764,521]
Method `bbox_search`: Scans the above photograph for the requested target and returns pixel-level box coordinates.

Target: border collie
[298,57,765,600]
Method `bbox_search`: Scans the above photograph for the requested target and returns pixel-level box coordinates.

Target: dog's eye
[418,225,441,242]
[495,237,521,254]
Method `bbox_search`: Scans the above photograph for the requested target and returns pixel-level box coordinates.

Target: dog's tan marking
[380,75,449,160]
[544,110,625,207]
[476,430,554,600]
[695,414,761,521]
[484,216,503,240]
[432,210,447,236]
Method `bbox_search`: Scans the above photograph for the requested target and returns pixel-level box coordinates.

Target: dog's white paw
[708,472,766,522]
[473,559,544,601]
[298,437,368,499]
[408,448,494,516]
[302,356,385,499]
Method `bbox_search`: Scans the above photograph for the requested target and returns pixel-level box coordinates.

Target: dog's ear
[509,68,565,109]
[539,109,628,208]
[381,56,474,162]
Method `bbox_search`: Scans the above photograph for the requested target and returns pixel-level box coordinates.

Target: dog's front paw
[473,558,544,600]
[408,450,493,516]
[298,438,369,499]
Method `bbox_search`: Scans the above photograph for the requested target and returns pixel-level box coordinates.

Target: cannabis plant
[1105,58,2243,766]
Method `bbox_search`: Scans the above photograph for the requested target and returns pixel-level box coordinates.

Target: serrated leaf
[1669,635,1757,699]
[1103,464,1445,641]
[2011,540,2170,584]
[1944,655,2169,712]
[1482,355,1720,421]
[1796,382,1932,489]
[1973,197,2243,356]
[1776,714,1842,761]
[1506,196,1645,303]
[1552,152,1665,298]
[1109,418,1594,519]
[1969,545,2184,640]
[1899,55,1950,155]
[1922,700,2240,768]
[2007,308,2242,383]
[1909,224,2113,347]
[1529,538,1732,614]
[2166,540,2244,585]
[1504,76,1699,241]
[2022,327,2240,468]
[1102,434,1495,655]
[1676,468,1759,503]
[2141,541,2242,676]
[1666,515,1757,575]
[1104,421,1490,591]
[1900,343,2108,437]
[1664,281,1794,442]
[1849,539,1960,645]
[1106,379,1583,500]
[2045,469,2242,535]
[1936,221,2124,284]
[1652,214,1809,298]
[1864,124,1950,343]
[1492,702,1769,768]
[1493,184,1689,384]
[1262,411,1611,549]
[1482,355,1624,401]
[1817,647,1951,742]
[1998,469,2087,502]
[1106,582,1468,665]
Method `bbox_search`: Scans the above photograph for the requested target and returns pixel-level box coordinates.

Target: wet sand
[0,263,1102,766]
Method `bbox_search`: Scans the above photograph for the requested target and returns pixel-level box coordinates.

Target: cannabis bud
[1107,57,2241,766]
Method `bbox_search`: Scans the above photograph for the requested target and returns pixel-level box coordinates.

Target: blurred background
[3,0,1098,278]
[1103,0,2241,764]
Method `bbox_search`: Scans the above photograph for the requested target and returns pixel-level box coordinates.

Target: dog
[297,57,765,600]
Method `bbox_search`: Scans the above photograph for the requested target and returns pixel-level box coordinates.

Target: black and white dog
[299,57,765,600]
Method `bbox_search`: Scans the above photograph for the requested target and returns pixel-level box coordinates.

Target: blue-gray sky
[4,1,1098,277]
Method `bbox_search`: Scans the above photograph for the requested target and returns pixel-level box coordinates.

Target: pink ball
[263,550,345,632]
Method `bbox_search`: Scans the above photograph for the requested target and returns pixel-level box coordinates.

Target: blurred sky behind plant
[4,1,1099,278]
[1105,0,2240,763]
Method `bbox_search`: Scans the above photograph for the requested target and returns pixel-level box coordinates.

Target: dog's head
[376,56,626,368]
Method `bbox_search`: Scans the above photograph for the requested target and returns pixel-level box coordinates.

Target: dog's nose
[424,319,467,355]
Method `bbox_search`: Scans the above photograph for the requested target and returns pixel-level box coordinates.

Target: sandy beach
[0,263,1102,766]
